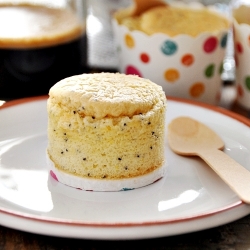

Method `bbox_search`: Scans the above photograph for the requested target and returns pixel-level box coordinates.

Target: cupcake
[113,2,230,105]
[46,72,167,191]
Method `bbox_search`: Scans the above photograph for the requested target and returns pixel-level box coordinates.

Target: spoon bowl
[168,116,224,155]
[168,116,250,204]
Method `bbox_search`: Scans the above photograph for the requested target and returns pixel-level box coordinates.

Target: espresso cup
[0,0,87,99]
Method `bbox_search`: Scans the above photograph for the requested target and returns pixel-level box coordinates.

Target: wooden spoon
[168,116,250,204]
[131,0,167,16]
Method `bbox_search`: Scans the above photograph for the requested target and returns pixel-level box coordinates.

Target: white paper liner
[46,151,167,191]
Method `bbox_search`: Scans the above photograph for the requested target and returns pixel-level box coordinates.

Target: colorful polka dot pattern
[221,33,228,48]
[234,24,250,108]
[205,64,215,78]
[126,65,142,77]
[50,170,58,181]
[236,42,243,53]
[203,36,218,53]
[140,53,150,63]
[117,27,228,103]
[246,77,250,90]
[219,62,224,74]
[237,77,250,96]
[161,40,178,55]
[189,82,205,97]
[125,34,135,48]
[181,54,194,66]
[164,68,180,82]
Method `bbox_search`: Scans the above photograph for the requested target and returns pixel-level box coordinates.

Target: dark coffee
[0,4,87,99]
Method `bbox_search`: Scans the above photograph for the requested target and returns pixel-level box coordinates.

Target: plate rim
[0,95,250,229]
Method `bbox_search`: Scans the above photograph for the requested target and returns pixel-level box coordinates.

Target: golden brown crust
[48,73,166,119]
[115,5,229,37]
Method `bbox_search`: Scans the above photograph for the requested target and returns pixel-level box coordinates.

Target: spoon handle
[198,149,250,204]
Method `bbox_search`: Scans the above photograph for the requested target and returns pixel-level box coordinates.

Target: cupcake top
[114,5,229,37]
[233,5,250,25]
[48,73,166,119]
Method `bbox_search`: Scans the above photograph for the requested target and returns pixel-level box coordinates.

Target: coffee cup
[0,0,87,99]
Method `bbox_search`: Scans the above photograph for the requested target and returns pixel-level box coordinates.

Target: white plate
[0,96,250,240]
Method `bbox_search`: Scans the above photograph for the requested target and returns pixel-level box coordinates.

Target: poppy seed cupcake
[46,72,167,191]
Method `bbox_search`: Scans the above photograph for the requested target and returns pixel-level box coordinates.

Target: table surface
[1,214,250,249]
[1,0,250,249]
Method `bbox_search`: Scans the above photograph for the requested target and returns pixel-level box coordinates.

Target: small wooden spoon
[168,116,250,204]
[131,0,167,16]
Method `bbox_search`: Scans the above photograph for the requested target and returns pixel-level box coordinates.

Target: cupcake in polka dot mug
[112,1,230,105]
[233,1,250,109]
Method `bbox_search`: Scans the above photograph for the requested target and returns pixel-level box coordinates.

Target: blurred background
[0,0,238,111]
[87,0,237,111]
[87,0,234,83]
